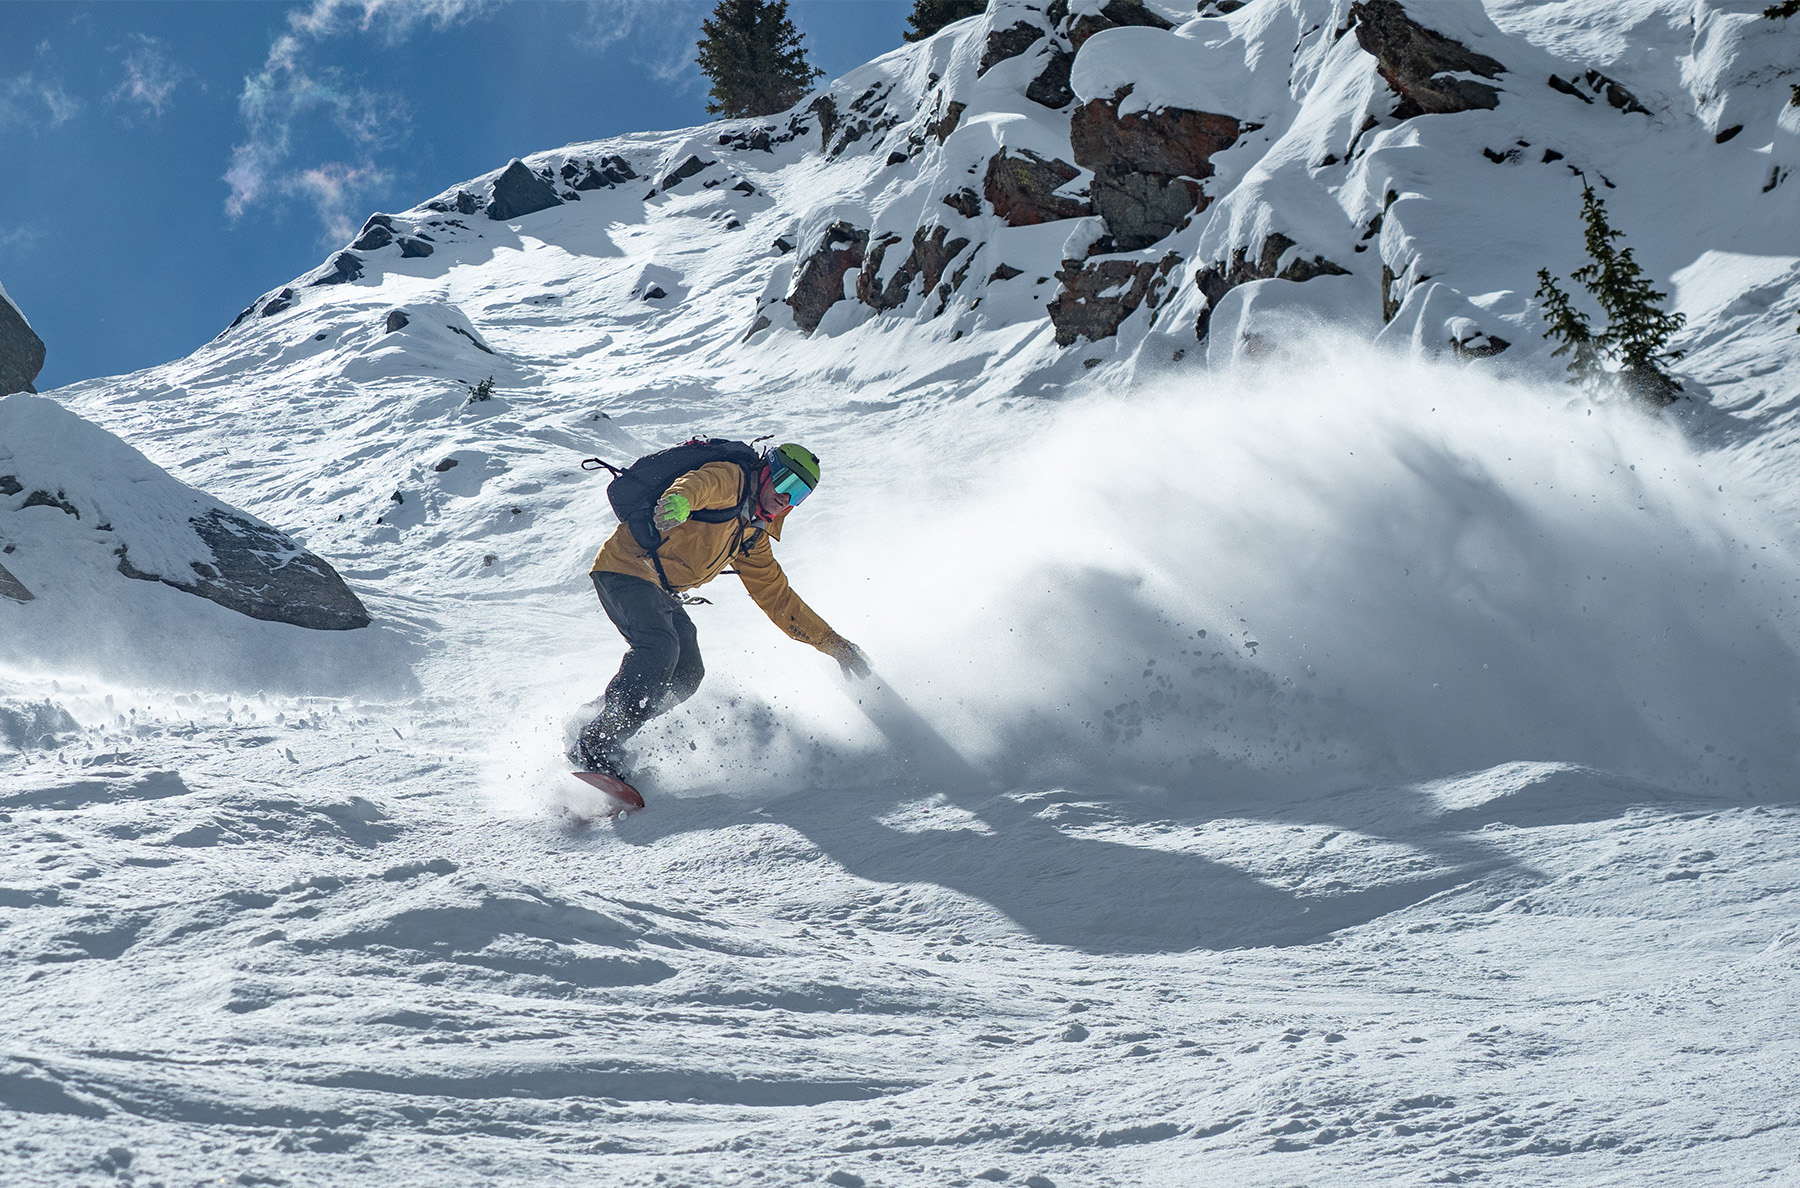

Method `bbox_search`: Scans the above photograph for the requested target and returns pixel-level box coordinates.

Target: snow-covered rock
[0,394,368,631]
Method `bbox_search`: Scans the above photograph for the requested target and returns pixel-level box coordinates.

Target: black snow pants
[579,570,704,759]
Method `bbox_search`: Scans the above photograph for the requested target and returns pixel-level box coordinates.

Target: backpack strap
[643,459,762,595]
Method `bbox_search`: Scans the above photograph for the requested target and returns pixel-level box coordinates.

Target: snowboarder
[571,441,869,793]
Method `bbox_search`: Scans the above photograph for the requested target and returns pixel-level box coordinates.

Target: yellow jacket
[591,461,842,653]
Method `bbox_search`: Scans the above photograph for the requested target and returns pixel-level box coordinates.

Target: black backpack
[583,438,763,590]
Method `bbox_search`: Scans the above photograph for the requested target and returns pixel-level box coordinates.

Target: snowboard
[569,770,646,817]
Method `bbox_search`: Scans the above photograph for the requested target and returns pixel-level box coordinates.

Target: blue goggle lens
[771,465,813,506]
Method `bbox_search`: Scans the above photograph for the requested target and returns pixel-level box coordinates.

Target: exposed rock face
[1047,253,1182,346]
[980,21,1045,74]
[564,154,638,189]
[928,99,967,143]
[1548,70,1650,115]
[858,225,972,312]
[787,222,869,333]
[0,559,31,603]
[942,187,983,219]
[1068,0,1173,50]
[0,289,46,396]
[351,215,395,251]
[1193,233,1352,339]
[425,190,483,215]
[1027,49,1076,109]
[485,159,563,220]
[397,236,434,258]
[116,509,370,631]
[659,155,712,191]
[385,310,409,333]
[1351,0,1505,119]
[983,150,1092,225]
[307,253,364,287]
[1070,96,1241,251]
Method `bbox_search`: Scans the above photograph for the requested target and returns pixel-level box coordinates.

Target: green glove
[654,492,691,530]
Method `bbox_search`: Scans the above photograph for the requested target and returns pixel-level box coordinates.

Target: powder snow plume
[600,341,1800,806]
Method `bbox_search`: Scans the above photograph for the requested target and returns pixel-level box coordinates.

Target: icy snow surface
[5,0,1800,1184]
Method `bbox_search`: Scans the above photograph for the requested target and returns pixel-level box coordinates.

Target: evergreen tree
[1534,270,1599,381]
[904,0,986,42]
[695,0,823,119]
[1537,184,1686,405]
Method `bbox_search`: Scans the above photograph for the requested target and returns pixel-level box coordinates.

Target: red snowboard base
[570,770,646,814]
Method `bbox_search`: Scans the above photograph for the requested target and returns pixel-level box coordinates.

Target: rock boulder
[0,286,46,396]
[485,159,563,221]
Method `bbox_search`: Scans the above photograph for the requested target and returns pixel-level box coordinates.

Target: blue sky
[0,0,911,390]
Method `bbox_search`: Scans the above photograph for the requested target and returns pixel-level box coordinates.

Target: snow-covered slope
[5,2,1800,1184]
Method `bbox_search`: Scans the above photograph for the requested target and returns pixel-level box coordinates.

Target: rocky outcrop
[306,253,364,287]
[787,222,870,333]
[659,155,712,191]
[351,215,396,251]
[980,21,1045,74]
[116,509,369,631]
[424,190,483,216]
[1070,95,1242,251]
[942,187,983,219]
[1067,0,1173,50]
[927,99,967,142]
[1047,253,1182,346]
[486,159,563,220]
[0,288,45,396]
[984,150,1092,225]
[0,559,31,603]
[1351,0,1505,119]
[564,154,639,190]
[1547,70,1650,116]
[858,225,972,312]
[1193,233,1352,339]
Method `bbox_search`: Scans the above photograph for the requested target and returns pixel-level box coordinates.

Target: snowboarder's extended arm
[734,531,844,654]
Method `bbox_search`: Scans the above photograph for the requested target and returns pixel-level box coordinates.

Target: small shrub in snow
[466,376,495,403]
[1535,183,1686,406]
[696,0,822,118]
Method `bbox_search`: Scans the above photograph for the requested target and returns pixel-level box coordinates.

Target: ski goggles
[769,462,814,507]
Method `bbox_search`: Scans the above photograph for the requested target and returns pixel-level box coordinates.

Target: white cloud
[296,161,395,243]
[223,0,490,239]
[289,0,501,42]
[0,42,82,132]
[110,33,190,119]
[576,0,708,87]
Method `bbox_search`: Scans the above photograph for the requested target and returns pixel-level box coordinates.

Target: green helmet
[770,443,820,486]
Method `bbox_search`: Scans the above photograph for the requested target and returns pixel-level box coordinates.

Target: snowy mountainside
[6,2,1800,1185]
